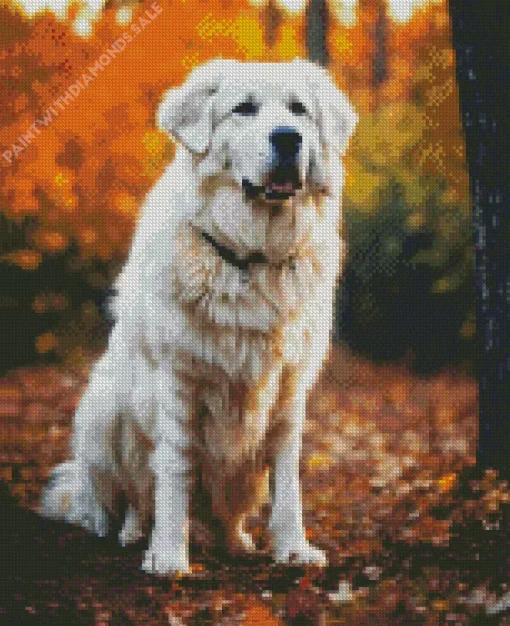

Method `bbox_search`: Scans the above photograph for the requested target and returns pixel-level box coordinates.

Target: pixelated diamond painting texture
[0,0,507,623]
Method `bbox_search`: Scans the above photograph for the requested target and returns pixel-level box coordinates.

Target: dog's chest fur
[165,205,339,464]
[171,208,333,375]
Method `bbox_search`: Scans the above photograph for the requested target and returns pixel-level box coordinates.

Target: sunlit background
[10,0,445,36]
[0,0,472,375]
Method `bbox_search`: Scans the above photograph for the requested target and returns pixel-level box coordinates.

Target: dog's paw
[228,529,256,555]
[274,539,327,566]
[41,461,109,538]
[119,506,143,546]
[76,501,110,538]
[141,544,190,575]
[57,491,109,537]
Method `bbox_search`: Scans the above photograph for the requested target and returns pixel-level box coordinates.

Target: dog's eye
[232,101,258,116]
[289,100,307,116]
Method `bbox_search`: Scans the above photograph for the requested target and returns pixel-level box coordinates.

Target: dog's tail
[40,459,109,537]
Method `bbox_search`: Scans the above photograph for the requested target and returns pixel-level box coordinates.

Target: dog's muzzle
[243,126,303,202]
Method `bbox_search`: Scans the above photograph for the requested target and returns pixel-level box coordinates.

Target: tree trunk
[372,0,388,89]
[449,0,510,479]
[305,0,329,66]
[263,0,282,48]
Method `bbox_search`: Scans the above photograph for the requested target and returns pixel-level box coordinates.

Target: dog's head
[157,58,357,202]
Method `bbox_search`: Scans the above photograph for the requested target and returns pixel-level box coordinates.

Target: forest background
[0,0,473,376]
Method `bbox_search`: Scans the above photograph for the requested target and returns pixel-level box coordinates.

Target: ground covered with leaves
[0,347,508,625]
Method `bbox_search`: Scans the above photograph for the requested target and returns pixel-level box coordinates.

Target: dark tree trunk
[449,0,510,479]
[305,0,329,66]
[372,0,388,89]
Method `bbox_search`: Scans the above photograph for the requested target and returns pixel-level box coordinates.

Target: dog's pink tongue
[268,181,294,193]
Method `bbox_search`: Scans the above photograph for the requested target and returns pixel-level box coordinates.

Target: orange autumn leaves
[0,0,305,265]
[0,0,466,267]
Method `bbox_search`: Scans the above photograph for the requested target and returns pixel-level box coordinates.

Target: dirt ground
[0,346,508,625]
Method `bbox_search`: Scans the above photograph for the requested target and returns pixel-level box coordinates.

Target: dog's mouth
[242,168,302,202]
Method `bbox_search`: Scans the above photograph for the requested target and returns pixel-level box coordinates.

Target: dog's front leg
[269,381,327,566]
[142,360,192,575]
[142,452,190,574]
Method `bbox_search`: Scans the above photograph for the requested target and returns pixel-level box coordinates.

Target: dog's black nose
[270,127,302,162]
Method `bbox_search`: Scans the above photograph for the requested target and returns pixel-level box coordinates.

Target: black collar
[201,231,269,272]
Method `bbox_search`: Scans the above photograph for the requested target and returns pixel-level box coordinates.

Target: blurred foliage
[339,92,473,371]
[337,180,474,373]
[335,0,473,372]
[0,0,473,372]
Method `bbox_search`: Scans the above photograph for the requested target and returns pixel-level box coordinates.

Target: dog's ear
[293,58,358,155]
[157,59,236,154]
[322,87,358,155]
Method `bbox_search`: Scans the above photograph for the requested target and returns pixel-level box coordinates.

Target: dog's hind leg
[117,421,154,546]
[209,463,269,555]
[41,347,128,537]
[119,504,144,546]
[41,459,110,537]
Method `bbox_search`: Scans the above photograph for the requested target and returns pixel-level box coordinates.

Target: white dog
[41,58,357,574]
